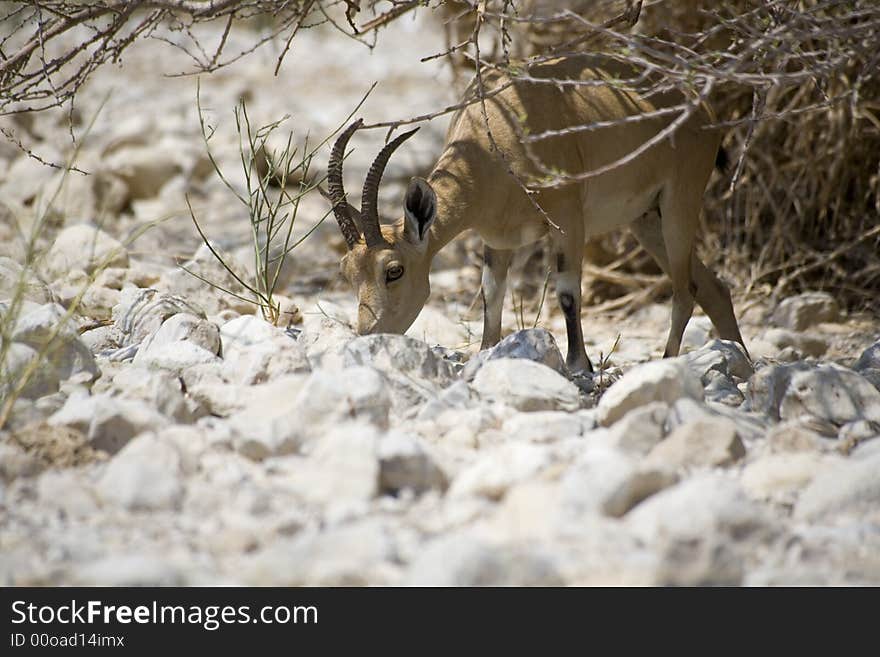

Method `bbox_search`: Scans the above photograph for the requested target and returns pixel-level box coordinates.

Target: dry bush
[641,1,880,311]
[431,0,880,313]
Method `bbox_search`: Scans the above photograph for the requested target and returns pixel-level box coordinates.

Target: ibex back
[327,55,747,372]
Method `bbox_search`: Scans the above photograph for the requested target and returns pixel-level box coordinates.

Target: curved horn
[327,119,364,249]
[360,127,420,248]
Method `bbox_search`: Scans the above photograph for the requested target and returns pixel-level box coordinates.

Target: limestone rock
[472,358,581,413]
[597,358,703,426]
[378,430,447,494]
[42,224,128,281]
[771,291,839,330]
[645,417,746,470]
[97,433,184,510]
[462,328,567,380]
[795,453,880,521]
[780,364,880,427]
[49,393,169,454]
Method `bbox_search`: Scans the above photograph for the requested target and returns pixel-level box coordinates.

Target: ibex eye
[386,264,404,283]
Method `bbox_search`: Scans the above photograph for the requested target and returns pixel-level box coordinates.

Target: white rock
[666,398,767,442]
[226,375,309,459]
[416,380,478,421]
[404,533,564,586]
[343,334,458,412]
[745,362,812,420]
[1,342,62,399]
[627,474,773,585]
[762,328,829,358]
[11,301,68,342]
[588,402,668,457]
[42,224,128,280]
[502,411,589,443]
[112,287,205,346]
[839,419,880,445]
[292,423,381,510]
[133,340,220,373]
[294,367,392,433]
[0,257,50,303]
[448,442,554,499]
[702,369,745,406]
[681,315,713,352]
[241,520,398,586]
[181,364,246,417]
[70,555,184,586]
[73,283,121,321]
[746,524,880,586]
[36,469,100,517]
[472,358,581,412]
[220,314,282,349]
[97,433,184,510]
[406,305,471,348]
[10,302,99,386]
[80,324,124,353]
[771,291,839,330]
[228,367,389,459]
[683,339,753,381]
[49,393,169,453]
[463,328,567,379]
[0,442,40,480]
[104,144,182,200]
[854,341,880,372]
[562,447,677,517]
[851,438,880,460]
[741,453,841,502]
[222,337,311,384]
[135,312,220,358]
[596,358,703,426]
[645,417,746,470]
[154,244,255,316]
[110,367,198,423]
[765,420,829,453]
[780,364,880,427]
[378,430,447,494]
[795,452,880,521]
[1,152,58,206]
[298,315,357,369]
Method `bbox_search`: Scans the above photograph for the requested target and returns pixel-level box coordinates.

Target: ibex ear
[403,177,436,246]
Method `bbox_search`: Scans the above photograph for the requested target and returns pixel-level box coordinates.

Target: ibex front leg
[552,228,593,373]
[479,245,513,350]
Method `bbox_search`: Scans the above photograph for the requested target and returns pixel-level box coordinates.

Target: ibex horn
[360,127,420,248]
[327,119,364,249]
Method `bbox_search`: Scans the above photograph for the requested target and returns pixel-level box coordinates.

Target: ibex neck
[425,166,472,260]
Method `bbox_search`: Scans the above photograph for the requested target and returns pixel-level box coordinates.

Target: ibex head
[328,120,437,335]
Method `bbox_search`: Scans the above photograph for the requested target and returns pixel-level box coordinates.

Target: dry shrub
[638,0,880,311]
[436,0,880,313]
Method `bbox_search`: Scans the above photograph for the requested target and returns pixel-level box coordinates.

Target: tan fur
[338,55,746,367]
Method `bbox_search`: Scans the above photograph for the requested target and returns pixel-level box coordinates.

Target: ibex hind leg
[630,210,748,357]
[479,245,513,350]
[656,194,699,358]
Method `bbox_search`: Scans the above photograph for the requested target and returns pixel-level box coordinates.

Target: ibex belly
[579,176,664,238]
[478,217,548,250]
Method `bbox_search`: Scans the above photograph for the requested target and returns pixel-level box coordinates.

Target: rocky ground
[2,14,880,586]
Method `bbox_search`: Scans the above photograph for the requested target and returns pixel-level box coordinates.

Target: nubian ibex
[327,55,747,373]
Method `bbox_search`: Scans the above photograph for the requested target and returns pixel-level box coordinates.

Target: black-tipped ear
[404,177,436,245]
